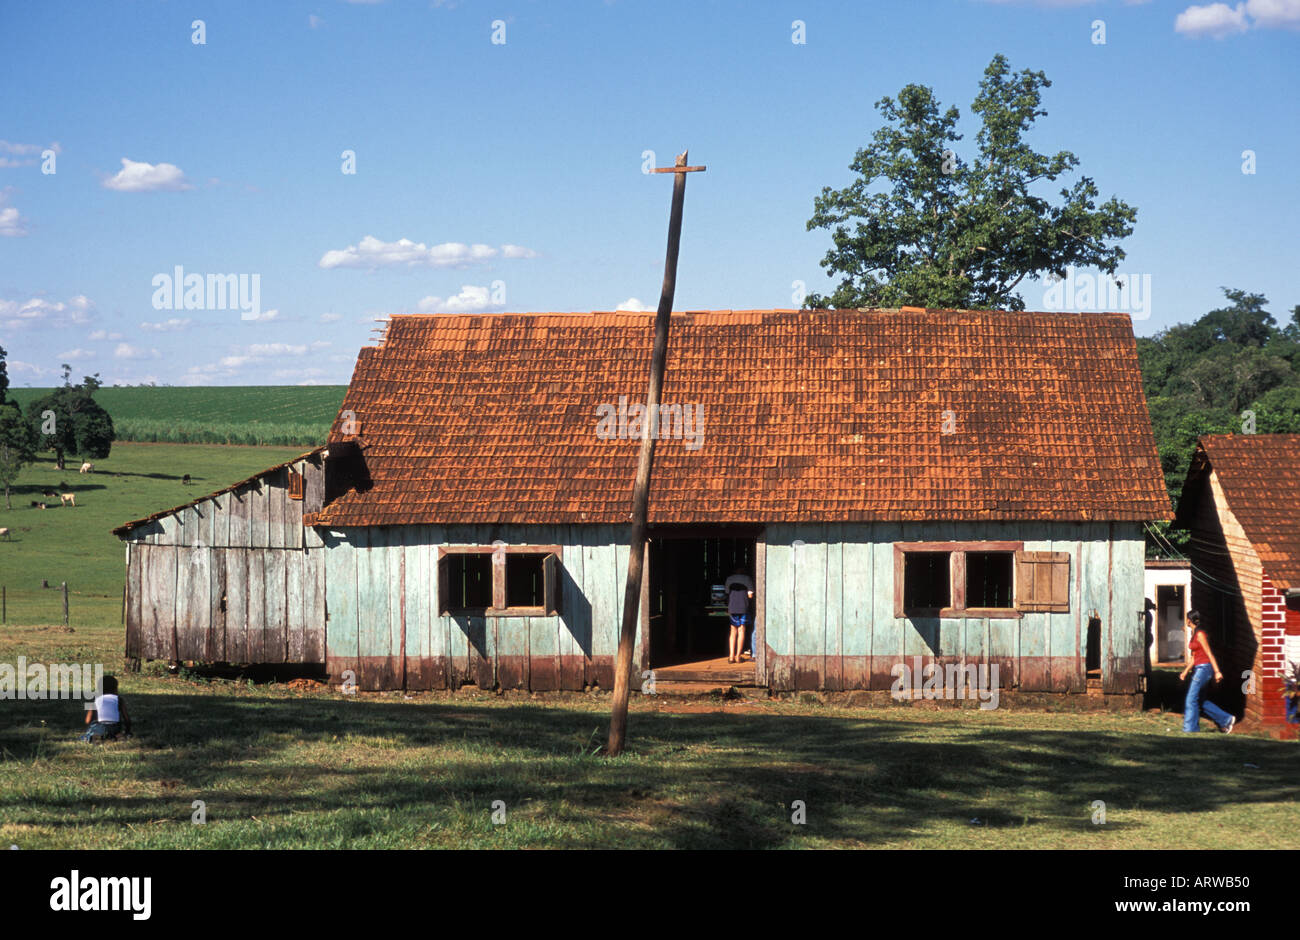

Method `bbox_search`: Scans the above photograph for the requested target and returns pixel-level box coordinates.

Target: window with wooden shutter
[1014,551,1070,612]
[438,546,562,616]
[287,468,304,500]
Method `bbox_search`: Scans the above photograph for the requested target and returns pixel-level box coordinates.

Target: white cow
[60,493,76,507]
[0,527,9,541]
[79,462,93,473]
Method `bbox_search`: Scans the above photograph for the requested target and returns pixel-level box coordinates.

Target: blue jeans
[1183,664,1232,732]
[80,721,121,742]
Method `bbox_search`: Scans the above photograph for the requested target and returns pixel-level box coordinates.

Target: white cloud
[616,297,653,312]
[1245,0,1300,27]
[417,285,502,313]
[319,312,342,323]
[308,14,323,28]
[182,340,327,382]
[0,205,26,237]
[58,348,96,360]
[1174,0,1299,35]
[0,189,28,236]
[0,294,94,331]
[139,317,193,332]
[244,308,279,322]
[114,343,161,360]
[318,235,537,270]
[102,157,193,192]
[88,329,124,341]
[8,359,50,378]
[0,140,60,168]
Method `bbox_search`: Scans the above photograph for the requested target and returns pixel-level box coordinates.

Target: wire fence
[0,583,74,626]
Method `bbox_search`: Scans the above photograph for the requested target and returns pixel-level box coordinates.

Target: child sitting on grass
[80,675,131,742]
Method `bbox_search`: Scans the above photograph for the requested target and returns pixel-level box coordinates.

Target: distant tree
[0,348,36,510]
[0,343,10,403]
[805,54,1137,310]
[0,403,36,510]
[1139,288,1300,536]
[26,364,115,471]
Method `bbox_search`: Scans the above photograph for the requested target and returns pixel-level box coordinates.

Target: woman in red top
[1180,610,1235,733]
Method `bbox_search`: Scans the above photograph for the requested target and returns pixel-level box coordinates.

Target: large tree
[26,364,115,471]
[805,54,1137,310]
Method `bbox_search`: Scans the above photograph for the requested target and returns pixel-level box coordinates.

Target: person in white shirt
[81,675,131,742]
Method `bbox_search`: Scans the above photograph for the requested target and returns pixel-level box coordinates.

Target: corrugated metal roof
[305,308,1172,526]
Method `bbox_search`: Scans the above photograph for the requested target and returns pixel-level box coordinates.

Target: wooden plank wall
[322,523,633,691]
[760,521,1146,694]
[124,456,326,664]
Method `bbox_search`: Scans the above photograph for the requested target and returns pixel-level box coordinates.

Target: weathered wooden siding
[322,524,637,691]
[760,521,1146,694]
[124,456,326,664]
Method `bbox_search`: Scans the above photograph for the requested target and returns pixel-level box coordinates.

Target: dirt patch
[286,678,328,692]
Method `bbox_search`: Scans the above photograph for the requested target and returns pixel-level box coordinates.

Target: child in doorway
[725,566,755,664]
[81,675,131,742]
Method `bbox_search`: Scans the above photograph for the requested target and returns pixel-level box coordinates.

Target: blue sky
[1,0,1297,386]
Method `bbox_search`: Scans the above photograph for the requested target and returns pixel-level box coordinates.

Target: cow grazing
[0,527,9,541]
[182,474,192,485]
[42,489,56,499]
[79,462,93,474]
[60,493,76,507]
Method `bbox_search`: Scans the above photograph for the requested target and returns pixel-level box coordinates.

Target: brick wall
[1258,575,1296,737]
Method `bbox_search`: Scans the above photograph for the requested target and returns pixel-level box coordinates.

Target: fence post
[62,581,68,627]
[2,585,5,624]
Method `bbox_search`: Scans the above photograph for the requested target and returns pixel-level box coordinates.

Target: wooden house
[116,308,1172,698]
[1175,434,1300,738]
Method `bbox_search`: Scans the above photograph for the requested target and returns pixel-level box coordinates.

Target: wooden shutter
[287,469,304,501]
[437,553,452,615]
[543,552,559,616]
[1015,551,1070,612]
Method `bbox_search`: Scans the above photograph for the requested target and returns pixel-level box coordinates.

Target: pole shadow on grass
[2,692,1297,848]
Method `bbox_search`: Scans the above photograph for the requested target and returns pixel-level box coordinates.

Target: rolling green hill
[8,385,347,447]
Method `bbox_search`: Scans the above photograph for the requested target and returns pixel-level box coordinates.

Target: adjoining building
[1175,433,1300,738]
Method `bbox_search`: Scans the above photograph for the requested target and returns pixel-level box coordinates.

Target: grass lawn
[2,611,1297,849]
[2,443,1297,850]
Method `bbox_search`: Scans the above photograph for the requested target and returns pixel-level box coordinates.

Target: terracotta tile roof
[306,309,1171,527]
[1185,434,1300,590]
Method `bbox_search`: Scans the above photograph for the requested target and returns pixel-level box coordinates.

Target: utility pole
[607,151,705,757]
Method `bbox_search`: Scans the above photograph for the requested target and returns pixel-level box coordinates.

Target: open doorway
[1156,583,1185,663]
[647,533,757,669]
